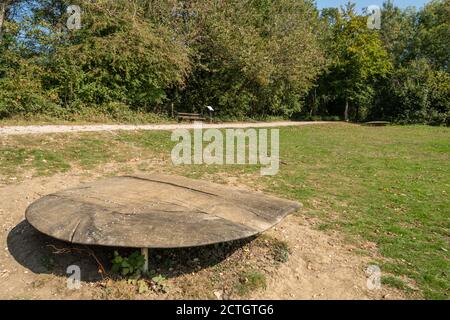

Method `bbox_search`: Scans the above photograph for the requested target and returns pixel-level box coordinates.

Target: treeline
[0,0,448,124]
[312,0,449,125]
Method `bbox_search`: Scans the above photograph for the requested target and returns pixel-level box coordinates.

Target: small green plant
[137,279,149,294]
[111,251,168,294]
[270,239,291,263]
[111,251,145,278]
[150,275,168,293]
[127,274,167,294]
[235,271,267,296]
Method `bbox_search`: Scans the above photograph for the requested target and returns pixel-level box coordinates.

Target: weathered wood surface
[176,112,206,122]
[364,121,391,126]
[25,174,301,248]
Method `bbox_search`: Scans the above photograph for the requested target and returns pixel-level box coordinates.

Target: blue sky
[316,0,431,12]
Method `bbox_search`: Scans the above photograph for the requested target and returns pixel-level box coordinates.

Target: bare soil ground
[0,165,406,300]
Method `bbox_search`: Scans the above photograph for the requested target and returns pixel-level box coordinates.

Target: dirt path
[0,121,333,136]
[250,215,404,300]
[0,169,405,300]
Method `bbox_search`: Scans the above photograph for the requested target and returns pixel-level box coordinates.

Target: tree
[377,58,449,124]
[415,0,450,71]
[373,0,449,125]
[0,0,446,123]
[174,0,326,117]
[0,0,11,40]
[380,0,416,67]
[0,0,29,41]
[318,2,392,121]
[42,0,191,112]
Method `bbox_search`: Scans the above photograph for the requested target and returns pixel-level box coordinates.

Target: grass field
[1,123,448,299]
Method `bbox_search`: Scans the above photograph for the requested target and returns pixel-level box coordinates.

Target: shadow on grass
[7,220,253,282]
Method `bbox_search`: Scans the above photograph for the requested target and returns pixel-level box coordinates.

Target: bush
[376,59,449,125]
[0,59,63,118]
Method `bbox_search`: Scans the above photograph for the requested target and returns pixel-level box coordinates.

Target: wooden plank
[26,174,301,248]
[364,121,391,126]
[179,116,205,120]
[177,113,202,116]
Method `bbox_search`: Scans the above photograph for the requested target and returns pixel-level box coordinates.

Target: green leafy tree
[415,0,449,71]
[376,58,449,125]
[374,0,449,125]
[380,0,416,67]
[171,0,326,118]
[43,0,191,113]
[0,0,15,41]
[0,0,447,123]
[0,0,60,118]
[319,2,392,121]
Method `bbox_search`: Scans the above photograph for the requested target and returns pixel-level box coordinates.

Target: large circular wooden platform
[25,174,301,248]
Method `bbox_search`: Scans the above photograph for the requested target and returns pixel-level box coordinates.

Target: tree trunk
[0,1,8,43]
[344,99,349,122]
[356,104,360,123]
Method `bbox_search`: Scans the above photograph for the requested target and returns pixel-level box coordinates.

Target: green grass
[268,125,449,299]
[0,123,448,299]
[235,271,267,295]
[0,131,173,179]
[0,111,173,126]
[382,275,411,292]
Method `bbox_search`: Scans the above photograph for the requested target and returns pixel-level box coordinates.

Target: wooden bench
[176,112,206,122]
[364,121,391,126]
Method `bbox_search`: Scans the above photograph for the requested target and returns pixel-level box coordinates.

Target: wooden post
[141,248,149,273]
[344,99,349,122]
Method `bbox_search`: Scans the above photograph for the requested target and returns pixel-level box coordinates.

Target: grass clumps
[235,271,267,296]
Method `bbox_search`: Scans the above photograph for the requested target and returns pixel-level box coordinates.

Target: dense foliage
[0,0,448,124]
[308,0,449,124]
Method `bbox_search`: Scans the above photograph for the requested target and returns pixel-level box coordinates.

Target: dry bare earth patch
[1,171,402,300]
